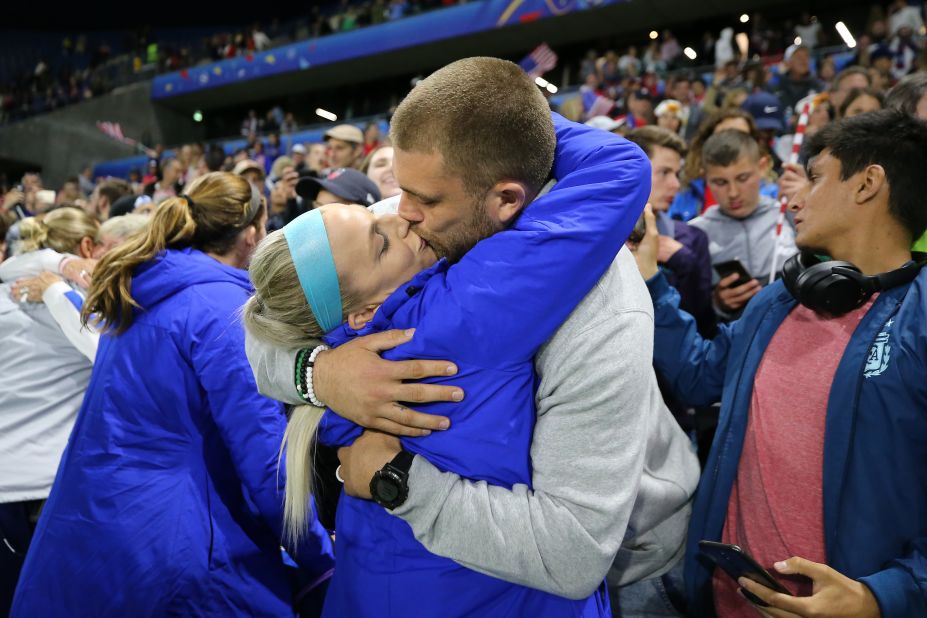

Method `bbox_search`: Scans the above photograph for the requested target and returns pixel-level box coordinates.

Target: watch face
[371,469,408,510]
[377,480,400,502]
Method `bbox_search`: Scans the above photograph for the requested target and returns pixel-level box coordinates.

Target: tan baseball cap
[232,159,266,178]
[324,124,364,144]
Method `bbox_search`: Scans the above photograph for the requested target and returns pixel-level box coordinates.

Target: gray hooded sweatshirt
[689,194,798,285]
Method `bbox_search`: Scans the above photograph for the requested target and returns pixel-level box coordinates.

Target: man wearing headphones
[633,109,927,617]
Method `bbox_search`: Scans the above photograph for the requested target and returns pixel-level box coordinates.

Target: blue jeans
[609,559,687,618]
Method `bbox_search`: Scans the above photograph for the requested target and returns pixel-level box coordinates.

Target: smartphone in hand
[698,541,792,607]
[713,259,753,287]
[627,212,647,244]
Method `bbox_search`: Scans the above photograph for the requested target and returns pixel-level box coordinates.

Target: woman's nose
[394,215,411,238]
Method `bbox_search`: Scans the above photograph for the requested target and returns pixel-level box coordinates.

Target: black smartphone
[698,541,792,607]
[627,212,647,244]
[713,259,753,287]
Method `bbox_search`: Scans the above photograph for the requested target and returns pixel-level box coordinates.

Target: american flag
[96,121,133,145]
[519,43,557,78]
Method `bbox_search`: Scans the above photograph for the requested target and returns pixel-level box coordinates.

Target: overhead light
[315,108,337,122]
[535,76,549,88]
[835,21,857,48]
[192,111,203,122]
[546,83,558,94]
[683,47,697,60]
[794,36,802,46]
[740,14,749,24]
[649,30,658,40]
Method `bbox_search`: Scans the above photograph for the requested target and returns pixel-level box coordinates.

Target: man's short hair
[702,129,760,169]
[885,73,927,117]
[390,57,555,198]
[832,66,871,91]
[97,178,132,204]
[626,126,687,159]
[803,109,927,241]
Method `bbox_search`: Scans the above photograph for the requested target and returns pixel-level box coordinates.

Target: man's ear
[485,181,529,226]
[79,236,96,258]
[855,164,887,205]
[347,304,379,331]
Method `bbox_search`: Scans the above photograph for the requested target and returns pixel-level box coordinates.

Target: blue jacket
[646,269,927,617]
[13,248,334,617]
[317,114,650,617]
[657,212,715,339]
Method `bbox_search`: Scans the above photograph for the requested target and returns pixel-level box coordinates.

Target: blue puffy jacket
[317,114,651,617]
[646,270,927,617]
[12,248,334,617]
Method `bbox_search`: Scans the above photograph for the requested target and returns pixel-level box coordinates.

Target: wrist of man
[389,455,451,520]
[311,349,333,404]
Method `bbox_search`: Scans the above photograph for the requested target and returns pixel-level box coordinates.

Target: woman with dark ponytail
[12,173,334,617]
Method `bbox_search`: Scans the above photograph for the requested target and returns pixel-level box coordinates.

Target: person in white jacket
[5,214,148,362]
[0,207,101,614]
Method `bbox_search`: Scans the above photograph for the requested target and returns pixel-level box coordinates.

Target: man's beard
[413,199,500,263]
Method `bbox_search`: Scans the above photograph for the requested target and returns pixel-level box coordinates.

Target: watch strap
[386,449,414,476]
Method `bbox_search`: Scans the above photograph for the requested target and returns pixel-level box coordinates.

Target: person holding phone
[634,109,927,616]
[688,130,798,320]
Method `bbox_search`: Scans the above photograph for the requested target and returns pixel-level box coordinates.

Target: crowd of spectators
[3,4,927,614]
[0,0,469,124]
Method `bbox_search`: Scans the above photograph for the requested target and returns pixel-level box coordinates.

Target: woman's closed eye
[379,231,390,257]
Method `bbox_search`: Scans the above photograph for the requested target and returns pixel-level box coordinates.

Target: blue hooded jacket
[12,248,335,617]
[646,269,927,617]
[316,115,651,617]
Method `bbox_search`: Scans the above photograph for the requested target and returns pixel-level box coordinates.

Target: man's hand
[628,204,659,280]
[740,557,881,618]
[657,235,685,264]
[279,168,299,200]
[337,431,402,500]
[11,272,63,303]
[714,273,761,312]
[313,329,463,437]
[60,257,96,288]
[2,190,24,213]
[778,163,808,203]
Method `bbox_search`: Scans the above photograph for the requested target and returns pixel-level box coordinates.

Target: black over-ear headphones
[782,251,927,316]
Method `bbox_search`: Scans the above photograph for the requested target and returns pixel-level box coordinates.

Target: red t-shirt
[713,298,875,616]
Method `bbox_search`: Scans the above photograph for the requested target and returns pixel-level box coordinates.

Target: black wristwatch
[369,450,415,510]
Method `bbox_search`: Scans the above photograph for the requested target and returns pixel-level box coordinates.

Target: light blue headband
[282,210,343,333]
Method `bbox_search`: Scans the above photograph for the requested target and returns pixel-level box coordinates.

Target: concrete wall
[0,82,203,188]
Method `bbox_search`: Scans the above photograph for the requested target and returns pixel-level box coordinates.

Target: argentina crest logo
[863,319,894,378]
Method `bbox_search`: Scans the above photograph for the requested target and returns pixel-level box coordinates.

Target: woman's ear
[347,304,379,331]
[242,224,258,249]
[79,236,96,258]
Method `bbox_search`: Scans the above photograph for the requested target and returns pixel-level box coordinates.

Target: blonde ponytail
[279,405,326,547]
[82,196,196,334]
[17,218,49,254]
[82,172,263,334]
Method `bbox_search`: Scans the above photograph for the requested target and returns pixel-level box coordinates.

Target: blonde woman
[243,115,649,616]
[12,173,334,618]
[8,214,150,362]
[0,207,98,616]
